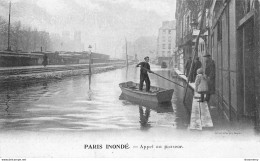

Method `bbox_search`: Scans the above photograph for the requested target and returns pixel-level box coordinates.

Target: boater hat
[144,56,149,59]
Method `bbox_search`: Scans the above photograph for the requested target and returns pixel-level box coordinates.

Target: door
[242,19,256,117]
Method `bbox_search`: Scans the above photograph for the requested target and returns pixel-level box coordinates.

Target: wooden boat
[119,81,174,103]
[119,93,173,113]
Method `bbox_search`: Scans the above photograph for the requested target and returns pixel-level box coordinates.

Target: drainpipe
[227,1,232,121]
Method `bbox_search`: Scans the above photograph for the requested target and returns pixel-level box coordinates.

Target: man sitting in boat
[136,56,154,92]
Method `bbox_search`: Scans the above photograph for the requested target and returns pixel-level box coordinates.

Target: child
[195,68,208,102]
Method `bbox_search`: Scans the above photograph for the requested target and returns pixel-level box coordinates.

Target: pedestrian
[203,54,216,102]
[195,68,208,102]
[191,57,202,83]
[136,56,154,92]
[184,57,192,78]
[42,53,48,67]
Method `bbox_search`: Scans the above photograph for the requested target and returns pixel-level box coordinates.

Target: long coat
[195,74,208,93]
[205,59,216,94]
[185,59,192,77]
[42,54,48,66]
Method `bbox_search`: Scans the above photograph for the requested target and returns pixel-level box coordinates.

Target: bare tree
[11,21,22,52]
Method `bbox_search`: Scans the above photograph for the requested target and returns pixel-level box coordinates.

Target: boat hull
[119,81,174,103]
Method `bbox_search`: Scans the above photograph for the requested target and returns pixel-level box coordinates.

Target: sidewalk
[173,68,253,133]
[173,68,213,130]
[0,62,126,71]
[174,68,198,96]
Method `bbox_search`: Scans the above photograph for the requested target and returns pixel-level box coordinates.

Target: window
[162,36,166,42]
[168,44,171,49]
[243,0,253,14]
[168,30,171,34]
[211,34,214,54]
[187,15,190,32]
[217,20,222,41]
[162,44,165,49]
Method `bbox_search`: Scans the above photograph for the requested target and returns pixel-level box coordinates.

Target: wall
[229,0,238,116]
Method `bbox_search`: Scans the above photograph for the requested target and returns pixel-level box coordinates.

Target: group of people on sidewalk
[184,56,202,83]
[184,54,216,103]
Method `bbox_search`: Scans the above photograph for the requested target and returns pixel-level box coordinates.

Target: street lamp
[88,45,92,75]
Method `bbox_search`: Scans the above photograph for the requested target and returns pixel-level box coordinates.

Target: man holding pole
[136,56,153,92]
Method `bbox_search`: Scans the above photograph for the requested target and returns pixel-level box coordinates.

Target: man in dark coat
[184,57,192,78]
[204,54,216,102]
[191,57,202,82]
[42,53,48,67]
[136,56,153,92]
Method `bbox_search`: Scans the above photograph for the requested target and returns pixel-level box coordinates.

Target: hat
[203,54,211,57]
[144,56,149,59]
[197,68,203,74]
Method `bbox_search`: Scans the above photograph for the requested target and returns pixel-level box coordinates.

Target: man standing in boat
[136,56,154,92]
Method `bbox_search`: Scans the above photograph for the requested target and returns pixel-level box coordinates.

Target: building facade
[175,0,260,128]
[157,21,176,67]
[208,0,259,126]
[175,0,208,73]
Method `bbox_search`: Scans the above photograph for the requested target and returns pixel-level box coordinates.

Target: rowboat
[119,81,174,104]
[119,93,173,113]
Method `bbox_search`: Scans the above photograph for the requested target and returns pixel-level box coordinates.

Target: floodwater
[1,65,260,158]
[0,65,193,132]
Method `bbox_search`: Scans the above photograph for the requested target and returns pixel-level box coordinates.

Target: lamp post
[125,37,128,66]
[7,2,11,51]
[88,45,92,75]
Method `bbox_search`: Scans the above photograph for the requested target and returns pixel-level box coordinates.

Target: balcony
[176,28,194,47]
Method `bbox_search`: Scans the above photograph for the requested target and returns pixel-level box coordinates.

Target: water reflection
[139,106,151,130]
[42,81,48,90]
[87,74,92,101]
[125,66,129,80]
[119,93,174,113]
[5,94,10,112]
[119,92,175,130]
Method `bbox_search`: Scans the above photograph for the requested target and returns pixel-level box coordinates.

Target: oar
[140,67,185,88]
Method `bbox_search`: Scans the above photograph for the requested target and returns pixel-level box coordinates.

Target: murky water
[1,65,260,158]
[0,65,193,132]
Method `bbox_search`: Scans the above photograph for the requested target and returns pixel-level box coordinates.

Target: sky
[0,0,176,56]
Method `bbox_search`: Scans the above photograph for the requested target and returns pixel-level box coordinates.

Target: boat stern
[156,89,174,103]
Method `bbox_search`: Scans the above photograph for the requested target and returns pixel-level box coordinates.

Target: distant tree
[0,16,55,52]
[23,26,32,52]
[39,31,51,51]
[11,21,22,51]
[0,16,8,50]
